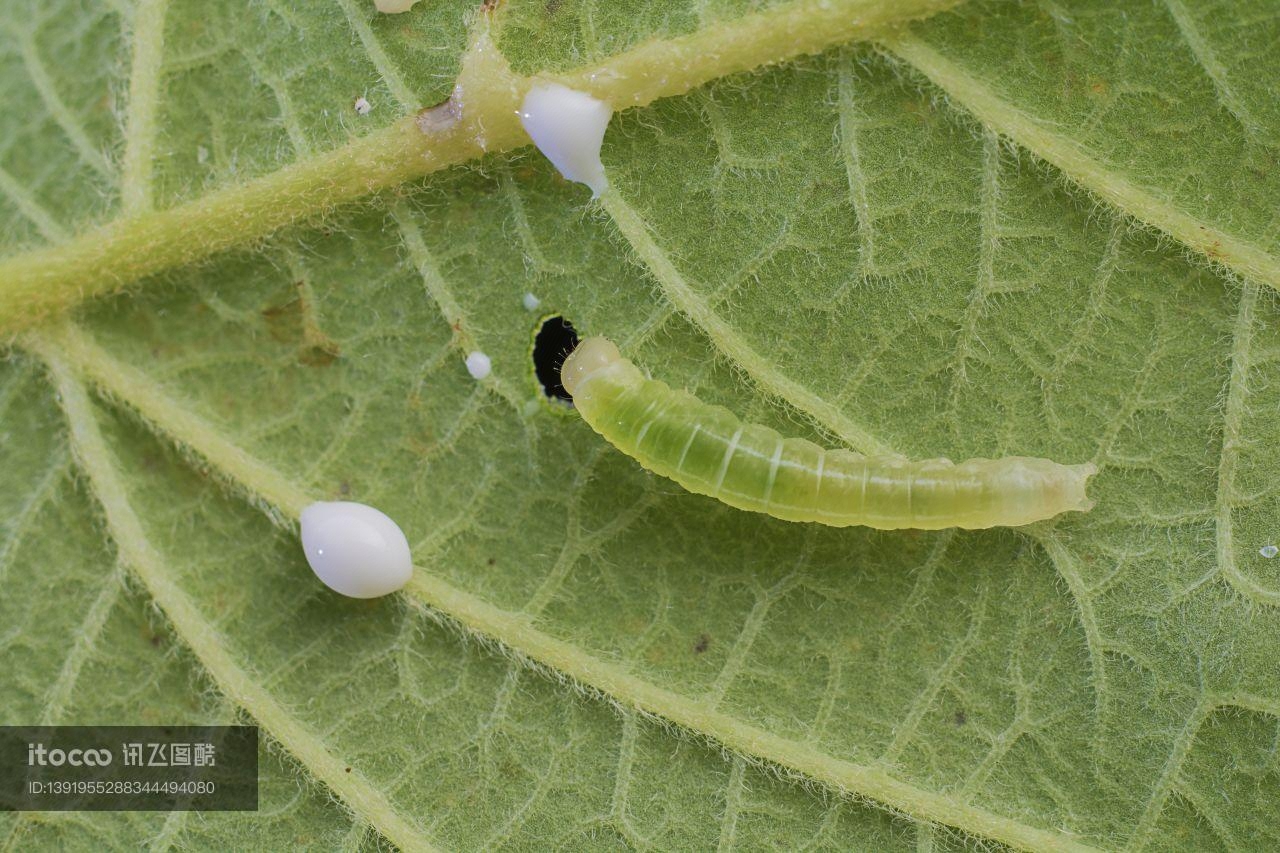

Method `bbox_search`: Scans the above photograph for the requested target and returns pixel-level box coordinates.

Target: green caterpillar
[561,338,1096,530]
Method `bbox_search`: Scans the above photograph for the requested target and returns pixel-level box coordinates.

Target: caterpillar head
[561,336,621,397]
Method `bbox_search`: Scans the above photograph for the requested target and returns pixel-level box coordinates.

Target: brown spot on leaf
[417,96,461,135]
[298,342,341,367]
[262,282,341,365]
[262,295,305,343]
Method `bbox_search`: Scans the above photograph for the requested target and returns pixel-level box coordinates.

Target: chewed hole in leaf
[533,315,579,403]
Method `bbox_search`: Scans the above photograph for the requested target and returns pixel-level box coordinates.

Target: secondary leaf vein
[882,34,1280,291]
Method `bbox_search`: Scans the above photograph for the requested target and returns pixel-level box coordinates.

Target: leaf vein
[1125,699,1211,852]
[707,569,804,707]
[392,200,528,412]
[1160,0,1259,137]
[8,28,113,177]
[1215,281,1280,606]
[599,188,896,457]
[38,562,123,725]
[882,34,1280,291]
[0,455,72,587]
[0,163,70,242]
[333,0,418,110]
[715,756,748,853]
[1037,532,1108,729]
[119,0,170,214]
[27,331,445,853]
[836,61,878,277]
[945,129,1003,425]
[881,576,989,766]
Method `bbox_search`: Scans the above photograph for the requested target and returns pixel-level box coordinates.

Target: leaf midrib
[0,0,962,335]
[0,0,1273,340]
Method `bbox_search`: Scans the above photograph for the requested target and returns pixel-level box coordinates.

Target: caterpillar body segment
[561,338,1096,530]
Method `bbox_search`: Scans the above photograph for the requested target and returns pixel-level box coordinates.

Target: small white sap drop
[1260,544,1278,559]
[522,292,541,312]
[374,0,418,13]
[466,351,492,380]
[354,96,372,116]
[300,501,413,598]
[519,83,613,197]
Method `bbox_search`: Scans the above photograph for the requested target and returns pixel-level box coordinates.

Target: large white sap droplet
[300,501,413,598]
[519,83,613,197]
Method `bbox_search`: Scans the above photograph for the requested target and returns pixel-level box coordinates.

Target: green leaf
[2,0,1278,850]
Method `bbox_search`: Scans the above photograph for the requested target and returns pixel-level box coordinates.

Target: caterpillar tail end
[1064,461,1099,514]
[562,336,621,397]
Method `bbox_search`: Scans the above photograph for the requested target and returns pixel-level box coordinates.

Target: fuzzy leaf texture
[1,0,1278,850]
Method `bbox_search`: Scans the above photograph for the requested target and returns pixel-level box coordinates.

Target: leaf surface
[1,0,1278,850]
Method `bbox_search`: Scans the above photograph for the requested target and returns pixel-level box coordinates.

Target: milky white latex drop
[465,351,492,379]
[300,501,413,598]
[519,83,613,196]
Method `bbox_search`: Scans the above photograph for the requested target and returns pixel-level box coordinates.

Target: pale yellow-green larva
[374,0,419,14]
[562,338,1096,530]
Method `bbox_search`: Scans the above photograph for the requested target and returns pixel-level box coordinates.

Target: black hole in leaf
[534,316,580,402]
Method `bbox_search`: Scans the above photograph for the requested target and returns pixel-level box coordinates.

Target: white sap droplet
[519,83,613,197]
[300,501,413,598]
[374,0,418,13]
[466,351,492,380]
[354,97,372,116]
[522,292,541,312]
[1260,544,1278,559]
